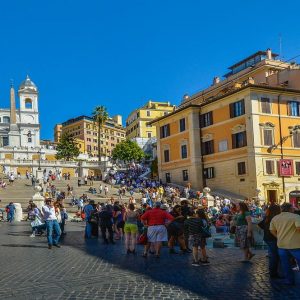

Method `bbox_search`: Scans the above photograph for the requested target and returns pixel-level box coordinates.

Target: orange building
[152,49,300,203]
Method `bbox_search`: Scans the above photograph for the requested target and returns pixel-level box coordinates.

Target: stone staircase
[0,178,141,212]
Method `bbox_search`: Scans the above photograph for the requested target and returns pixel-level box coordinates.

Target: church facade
[0,75,40,149]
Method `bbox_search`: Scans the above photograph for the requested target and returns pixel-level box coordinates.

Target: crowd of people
[1,165,300,286]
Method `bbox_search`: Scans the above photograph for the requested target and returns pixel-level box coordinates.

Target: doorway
[267,190,278,204]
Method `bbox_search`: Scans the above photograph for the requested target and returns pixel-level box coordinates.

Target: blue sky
[0,0,300,140]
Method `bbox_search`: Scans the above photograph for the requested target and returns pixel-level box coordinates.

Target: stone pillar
[14,203,23,222]
[32,186,45,211]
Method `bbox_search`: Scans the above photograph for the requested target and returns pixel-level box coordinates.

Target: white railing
[0,159,78,167]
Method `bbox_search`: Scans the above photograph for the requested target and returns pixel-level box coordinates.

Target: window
[181,144,188,159]
[3,116,10,123]
[200,112,213,127]
[147,132,152,138]
[261,98,271,114]
[2,136,8,146]
[87,138,91,142]
[295,161,300,175]
[160,124,170,138]
[265,160,275,175]
[165,173,171,183]
[182,170,189,181]
[204,167,214,179]
[230,100,245,118]
[27,131,32,143]
[164,150,170,162]
[147,111,151,117]
[93,139,97,143]
[25,98,33,109]
[218,140,228,152]
[202,140,214,155]
[293,132,300,148]
[87,131,91,135]
[179,118,186,132]
[87,145,91,152]
[237,162,246,175]
[146,124,152,128]
[232,131,247,148]
[94,146,98,151]
[288,101,300,116]
[263,129,274,146]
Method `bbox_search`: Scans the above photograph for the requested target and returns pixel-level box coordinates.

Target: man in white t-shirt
[42,198,61,249]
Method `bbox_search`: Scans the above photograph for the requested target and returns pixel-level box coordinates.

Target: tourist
[270,203,300,285]
[141,201,174,258]
[104,185,109,196]
[113,203,123,240]
[6,202,16,223]
[168,205,188,254]
[30,204,45,237]
[258,204,281,278]
[84,175,88,185]
[184,209,210,266]
[42,198,61,249]
[83,200,95,239]
[99,184,103,194]
[99,205,114,244]
[124,203,139,254]
[215,215,229,233]
[234,202,255,262]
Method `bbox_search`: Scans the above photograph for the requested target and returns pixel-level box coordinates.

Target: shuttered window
[200,112,213,127]
[201,140,214,155]
[232,131,247,149]
[160,124,170,138]
[230,100,245,118]
[295,162,300,175]
[179,118,186,132]
[164,150,170,162]
[182,170,189,181]
[293,132,300,148]
[237,162,246,175]
[288,101,300,116]
[165,173,171,183]
[263,129,273,146]
[181,145,188,159]
[204,167,215,179]
[261,98,271,114]
[265,160,275,175]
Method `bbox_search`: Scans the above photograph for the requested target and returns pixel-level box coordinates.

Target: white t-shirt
[42,205,57,221]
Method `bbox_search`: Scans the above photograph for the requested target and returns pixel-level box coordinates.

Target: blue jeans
[85,222,92,239]
[7,213,14,223]
[278,248,300,284]
[265,240,280,276]
[45,220,61,246]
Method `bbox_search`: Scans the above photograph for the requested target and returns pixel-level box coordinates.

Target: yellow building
[126,101,175,146]
[152,49,300,204]
[59,115,126,157]
[54,124,62,142]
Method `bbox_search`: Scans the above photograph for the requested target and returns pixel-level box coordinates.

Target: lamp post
[37,149,41,170]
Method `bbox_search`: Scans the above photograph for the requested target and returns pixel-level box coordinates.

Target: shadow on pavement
[61,229,299,298]
[1,244,49,248]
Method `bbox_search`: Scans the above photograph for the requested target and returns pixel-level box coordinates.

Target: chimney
[266,48,272,60]
[212,76,220,85]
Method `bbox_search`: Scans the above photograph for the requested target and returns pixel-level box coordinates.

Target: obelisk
[8,82,20,147]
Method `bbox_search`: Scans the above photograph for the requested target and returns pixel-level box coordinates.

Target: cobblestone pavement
[0,222,299,300]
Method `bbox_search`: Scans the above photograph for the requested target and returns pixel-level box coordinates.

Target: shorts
[147,225,168,243]
[191,234,206,248]
[124,223,138,234]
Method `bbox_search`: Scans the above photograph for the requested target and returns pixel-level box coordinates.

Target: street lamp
[37,149,41,170]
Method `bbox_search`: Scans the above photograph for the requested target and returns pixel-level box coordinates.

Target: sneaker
[30,233,35,237]
[192,261,200,266]
[200,259,210,265]
[292,265,300,271]
[48,245,52,249]
[53,244,61,248]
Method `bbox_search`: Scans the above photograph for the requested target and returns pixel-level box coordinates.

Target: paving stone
[0,222,299,300]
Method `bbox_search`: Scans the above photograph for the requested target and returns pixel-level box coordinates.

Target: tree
[92,105,109,161]
[55,132,80,161]
[112,140,145,162]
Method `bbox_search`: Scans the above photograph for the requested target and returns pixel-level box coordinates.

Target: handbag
[200,225,212,238]
[31,216,44,227]
[138,233,148,245]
